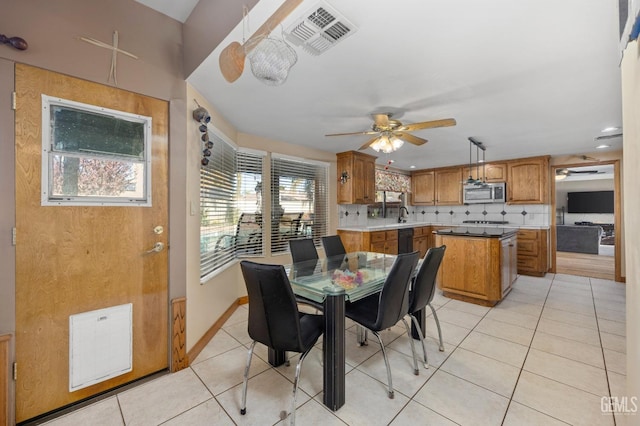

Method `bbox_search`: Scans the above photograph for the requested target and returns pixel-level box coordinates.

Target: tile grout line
[499,276,555,425]
[590,276,617,426]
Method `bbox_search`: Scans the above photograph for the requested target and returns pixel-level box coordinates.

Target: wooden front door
[14,64,169,422]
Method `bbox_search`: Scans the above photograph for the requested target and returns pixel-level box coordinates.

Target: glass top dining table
[286,251,399,304]
[274,251,411,412]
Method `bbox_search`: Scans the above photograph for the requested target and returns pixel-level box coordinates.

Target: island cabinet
[434,231,518,306]
[336,229,398,254]
[517,228,549,276]
[413,226,432,257]
[411,167,463,205]
[462,162,507,183]
[336,151,377,204]
[506,156,550,204]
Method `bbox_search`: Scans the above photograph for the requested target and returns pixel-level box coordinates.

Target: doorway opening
[551,161,621,281]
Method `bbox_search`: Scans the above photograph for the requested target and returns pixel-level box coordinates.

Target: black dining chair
[289,238,319,276]
[321,235,347,270]
[345,250,420,398]
[407,245,447,369]
[239,261,324,425]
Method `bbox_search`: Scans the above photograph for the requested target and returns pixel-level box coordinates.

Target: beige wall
[621,40,639,407]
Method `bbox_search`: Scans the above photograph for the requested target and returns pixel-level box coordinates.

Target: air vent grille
[285,1,357,56]
[308,7,335,28]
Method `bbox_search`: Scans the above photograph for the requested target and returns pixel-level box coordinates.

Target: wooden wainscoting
[171,298,188,372]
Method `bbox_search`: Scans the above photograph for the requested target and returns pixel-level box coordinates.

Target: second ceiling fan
[325,113,456,153]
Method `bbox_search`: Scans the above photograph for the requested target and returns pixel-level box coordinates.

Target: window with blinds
[200,133,263,279]
[270,156,328,254]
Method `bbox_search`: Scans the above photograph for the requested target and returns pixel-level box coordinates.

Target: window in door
[41,95,152,206]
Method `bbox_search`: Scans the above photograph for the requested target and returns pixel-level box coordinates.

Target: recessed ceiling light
[601,126,620,132]
[409,165,416,169]
[596,144,610,149]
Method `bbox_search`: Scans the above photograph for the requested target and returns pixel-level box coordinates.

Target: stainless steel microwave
[463,182,506,204]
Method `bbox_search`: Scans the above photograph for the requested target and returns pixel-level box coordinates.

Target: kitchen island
[434,227,518,306]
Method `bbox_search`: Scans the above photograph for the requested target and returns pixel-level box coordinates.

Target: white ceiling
[140,0,623,171]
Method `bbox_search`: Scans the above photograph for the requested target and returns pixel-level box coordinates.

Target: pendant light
[465,140,476,184]
[468,137,487,186]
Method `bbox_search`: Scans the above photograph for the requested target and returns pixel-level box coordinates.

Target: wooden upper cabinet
[337,151,377,204]
[412,167,462,205]
[463,163,507,183]
[507,156,550,204]
[435,168,463,205]
[411,170,435,205]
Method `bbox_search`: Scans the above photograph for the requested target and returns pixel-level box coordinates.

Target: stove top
[462,220,510,225]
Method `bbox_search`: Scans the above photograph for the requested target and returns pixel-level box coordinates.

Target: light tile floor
[42,273,629,426]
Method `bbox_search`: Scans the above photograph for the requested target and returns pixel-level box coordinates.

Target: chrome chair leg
[409,314,429,369]
[356,325,368,346]
[371,330,394,399]
[289,346,313,426]
[401,318,419,375]
[428,303,445,351]
[240,341,257,415]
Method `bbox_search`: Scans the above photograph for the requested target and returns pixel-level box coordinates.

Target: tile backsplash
[338,203,550,228]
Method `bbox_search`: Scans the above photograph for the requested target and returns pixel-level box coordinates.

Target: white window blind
[200,134,263,279]
[270,156,328,254]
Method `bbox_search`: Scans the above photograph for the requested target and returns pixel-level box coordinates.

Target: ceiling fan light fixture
[391,136,404,150]
[555,173,567,181]
[370,133,403,153]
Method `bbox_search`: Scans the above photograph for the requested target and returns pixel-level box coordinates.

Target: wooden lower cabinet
[413,226,431,257]
[435,233,517,306]
[517,229,548,276]
[370,230,398,254]
[337,229,398,254]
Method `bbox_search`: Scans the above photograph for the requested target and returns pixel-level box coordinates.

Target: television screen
[567,191,614,213]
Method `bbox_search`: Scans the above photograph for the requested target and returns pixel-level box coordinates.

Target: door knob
[145,242,164,254]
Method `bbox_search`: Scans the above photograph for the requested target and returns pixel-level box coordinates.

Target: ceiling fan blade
[569,170,599,174]
[358,136,380,150]
[396,132,427,146]
[372,113,390,128]
[400,118,457,132]
[325,131,378,137]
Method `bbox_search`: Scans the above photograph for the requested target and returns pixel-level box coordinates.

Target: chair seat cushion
[298,313,324,350]
[345,293,380,331]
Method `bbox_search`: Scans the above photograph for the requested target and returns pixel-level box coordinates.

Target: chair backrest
[240,261,306,352]
[322,235,346,257]
[322,235,347,270]
[408,245,447,314]
[289,238,319,277]
[289,238,319,263]
[374,251,420,330]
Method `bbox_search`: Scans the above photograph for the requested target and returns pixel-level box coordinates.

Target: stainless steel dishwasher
[397,228,414,253]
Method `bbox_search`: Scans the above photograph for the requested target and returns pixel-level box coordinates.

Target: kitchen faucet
[398,206,409,223]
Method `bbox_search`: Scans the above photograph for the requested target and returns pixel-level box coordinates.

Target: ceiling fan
[325,113,456,153]
[556,168,605,179]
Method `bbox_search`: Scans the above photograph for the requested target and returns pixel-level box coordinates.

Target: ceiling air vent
[285,2,357,56]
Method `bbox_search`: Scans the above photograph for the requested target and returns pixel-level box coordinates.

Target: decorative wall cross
[79,31,138,85]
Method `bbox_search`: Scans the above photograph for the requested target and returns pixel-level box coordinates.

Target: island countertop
[435,227,519,238]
